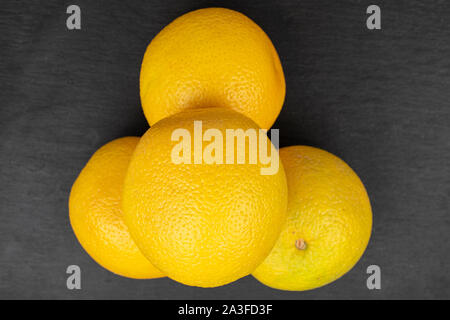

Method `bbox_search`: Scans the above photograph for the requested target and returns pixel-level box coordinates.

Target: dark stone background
[0,0,449,299]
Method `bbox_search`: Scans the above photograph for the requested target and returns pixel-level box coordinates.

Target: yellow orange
[253,146,372,291]
[69,137,164,279]
[122,107,288,287]
[140,8,285,129]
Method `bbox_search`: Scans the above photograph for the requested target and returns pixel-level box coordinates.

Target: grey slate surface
[0,0,449,299]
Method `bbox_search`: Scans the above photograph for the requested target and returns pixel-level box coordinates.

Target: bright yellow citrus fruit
[69,137,164,279]
[122,107,288,287]
[140,7,285,129]
[252,146,372,291]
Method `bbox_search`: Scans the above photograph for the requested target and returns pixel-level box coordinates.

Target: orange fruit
[69,137,164,279]
[140,7,285,129]
[122,107,288,287]
[253,146,372,291]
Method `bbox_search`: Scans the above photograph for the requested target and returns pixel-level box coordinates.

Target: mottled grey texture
[0,0,449,299]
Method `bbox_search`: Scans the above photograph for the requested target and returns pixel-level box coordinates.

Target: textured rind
[69,137,165,279]
[140,7,285,129]
[123,107,288,287]
[252,146,372,291]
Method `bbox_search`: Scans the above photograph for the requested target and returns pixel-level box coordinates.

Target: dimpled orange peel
[253,146,372,291]
[69,137,164,279]
[140,7,285,129]
[122,107,288,287]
